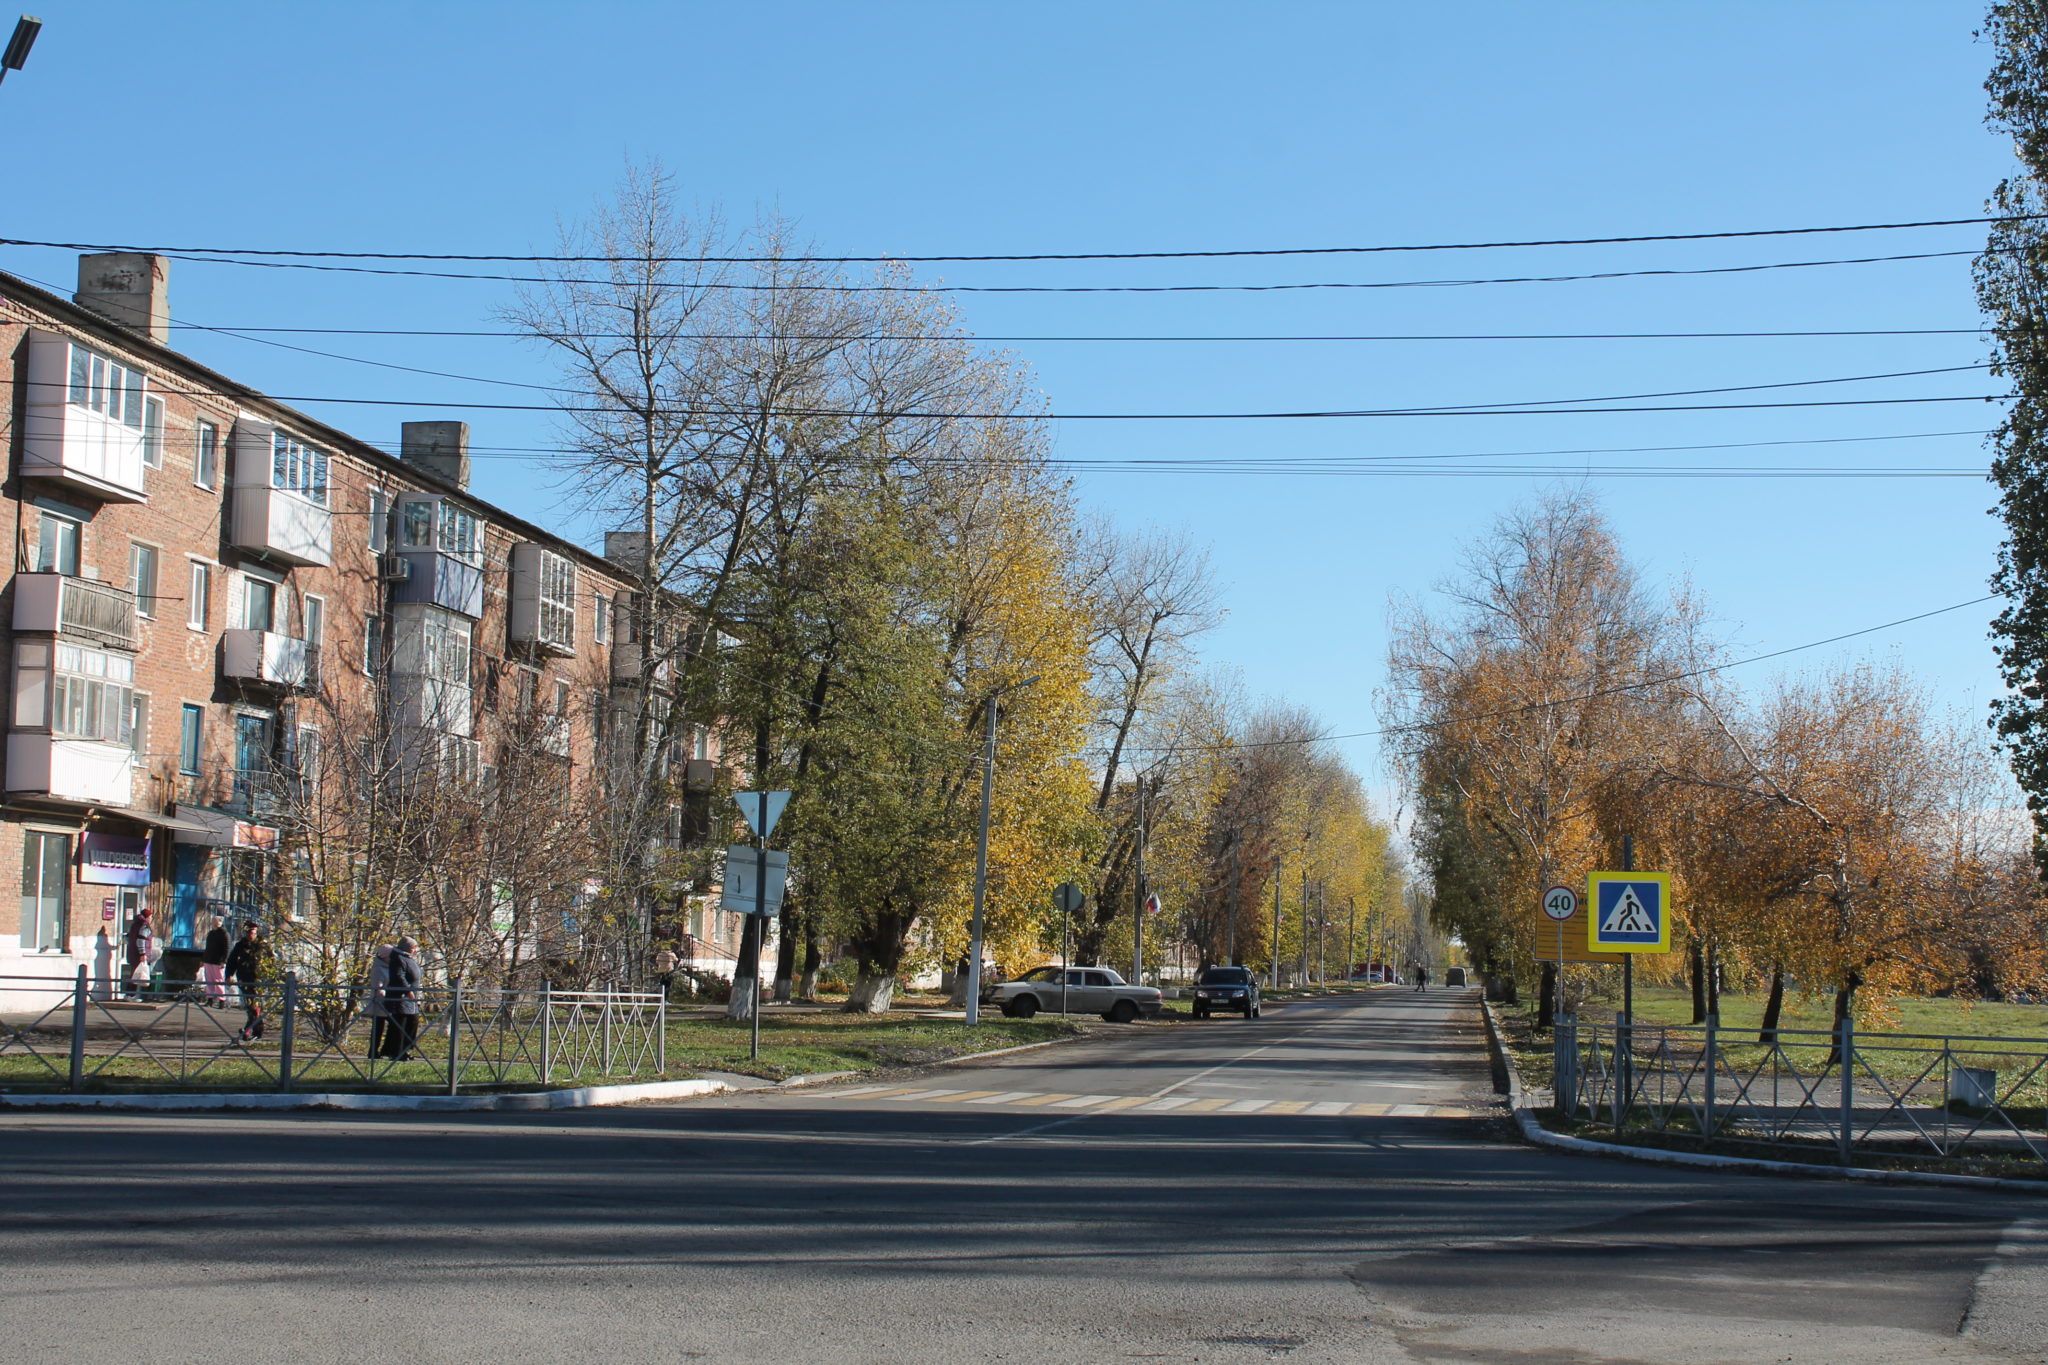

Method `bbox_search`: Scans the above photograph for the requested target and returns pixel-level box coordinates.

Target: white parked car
[991,966,1163,1023]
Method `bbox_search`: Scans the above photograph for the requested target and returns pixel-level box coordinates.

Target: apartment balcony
[610,640,672,683]
[221,629,311,689]
[21,331,148,503]
[12,573,138,648]
[230,485,333,568]
[391,550,485,619]
[6,732,134,806]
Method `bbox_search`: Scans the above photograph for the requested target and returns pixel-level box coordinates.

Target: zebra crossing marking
[820,1086,1483,1120]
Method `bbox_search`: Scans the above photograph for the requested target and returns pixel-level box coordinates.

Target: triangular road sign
[1601,886,1654,935]
[736,790,790,840]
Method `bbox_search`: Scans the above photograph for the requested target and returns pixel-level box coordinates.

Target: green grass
[658,1012,1086,1081]
[1499,986,2048,1104]
[0,1010,1089,1094]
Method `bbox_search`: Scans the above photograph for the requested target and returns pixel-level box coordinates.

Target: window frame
[179,703,203,776]
[269,431,331,507]
[36,511,81,577]
[129,541,159,619]
[66,342,145,429]
[141,395,165,469]
[186,560,210,632]
[367,488,389,553]
[20,830,72,953]
[193,419,220,490]
[241,574,278,634]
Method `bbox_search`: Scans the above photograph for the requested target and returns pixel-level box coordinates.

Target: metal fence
[1553,1013,2048,1167]
[0,969,666,1095]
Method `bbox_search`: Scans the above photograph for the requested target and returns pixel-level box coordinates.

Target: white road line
[1051,1094,1119,1108]
[1389,1103,1431,1117]
[1307,1101,1349,1116]
[962,1091,1038,1105]
[1223,1099,1273,1114]
[1137,1096,1197,1112]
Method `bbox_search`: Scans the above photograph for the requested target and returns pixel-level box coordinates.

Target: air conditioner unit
[379,554,411,581]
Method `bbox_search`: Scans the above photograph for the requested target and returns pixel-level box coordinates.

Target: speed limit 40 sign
[1541,885,1578,921]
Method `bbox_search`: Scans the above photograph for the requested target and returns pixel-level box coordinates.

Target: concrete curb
[1480,1000,2048,1196]
[0,1077,741,1114]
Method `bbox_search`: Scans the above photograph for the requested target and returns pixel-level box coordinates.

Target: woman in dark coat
[225,922,269,1041]
[381,936,423,1061]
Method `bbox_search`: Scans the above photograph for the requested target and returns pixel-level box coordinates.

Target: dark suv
[1190,965,1261,1019]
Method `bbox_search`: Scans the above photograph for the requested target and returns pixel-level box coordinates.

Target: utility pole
[1346,895,1357,984]
[1269,852,1282,990]
[1298,867,1310,987]
[1225,832,1241,967]
[1132,776,1147,986]
[965,676,1039,1026]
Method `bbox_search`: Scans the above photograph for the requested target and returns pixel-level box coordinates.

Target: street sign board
[1588,872,1672,954]
[1541,885,1578,921]
[721,845,790,917]
[1533,896,1625,964]
[1143,893,1161,916]
[734,790,790,840]
[1052,882,1085,915]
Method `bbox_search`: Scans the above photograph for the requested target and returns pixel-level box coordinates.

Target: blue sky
[0,2,2013,804]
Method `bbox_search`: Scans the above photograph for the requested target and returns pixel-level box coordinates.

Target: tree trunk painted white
[725,977,757,1020]
[845,972,895,1014]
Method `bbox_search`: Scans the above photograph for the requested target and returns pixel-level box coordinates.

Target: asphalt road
[1,987,2043,1365]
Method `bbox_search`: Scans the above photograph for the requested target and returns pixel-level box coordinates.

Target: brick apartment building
[0,253,740,1001]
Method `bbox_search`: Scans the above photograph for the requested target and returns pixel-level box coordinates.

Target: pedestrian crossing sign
[1587,872,1672,954]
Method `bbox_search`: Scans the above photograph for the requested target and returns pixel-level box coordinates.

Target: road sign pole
[966,698,1000,1026]
[752,834,766,1062]
[1270,855,1282,990]
[1620,835,1635,1112]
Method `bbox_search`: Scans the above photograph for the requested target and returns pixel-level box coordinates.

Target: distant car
[1191,965,1261,1019]
[1445,966,1468,987]
[993,966,1163,1023]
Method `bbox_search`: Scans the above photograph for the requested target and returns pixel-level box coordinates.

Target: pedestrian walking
[364,944,393,1061]
[200,916,231,1006]
[652,943,677,995]
[381,936,423,1061]
[225,921,269,1041]
[123,910,154,1001]
[1414,964,1429,992]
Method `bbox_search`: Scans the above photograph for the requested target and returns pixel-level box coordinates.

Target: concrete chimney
[604,531,650,572]
[74,253,170,344]
[400,420,470,490]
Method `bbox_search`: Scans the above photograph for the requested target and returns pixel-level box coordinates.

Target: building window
[694,725,710,761]
[242,575,277,633]
[515,669,536,716]
[187,562,210,631]
[291,725,321,797]
[179,703,203,775]
[130,542,158,618]
[130,694,148,760]
[594,592,610,645]
[234,713,273,806]
[194,420,220,490]
[438,502,480,559]
[400,498,433,550]
[304,594,324,648]
[36,511,80,576]
[141,396,165,469]
[66,343,144,428]
[44,643,137,744]
[270,431,330,506]
[364,616,383,676]
[537,553,576,650]
[368,489,389,553]
[20,831,71,952]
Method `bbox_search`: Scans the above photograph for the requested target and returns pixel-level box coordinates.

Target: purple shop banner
[79,830,151,887]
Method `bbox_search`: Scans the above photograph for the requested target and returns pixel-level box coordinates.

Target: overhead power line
[166,325,1994,343]
[0,245,1982,292]
[0,214,2027,263]
[1138,595,2000,754]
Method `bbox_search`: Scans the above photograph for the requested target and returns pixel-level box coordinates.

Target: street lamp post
[964,675,1039,1026]
[0,15,40,89]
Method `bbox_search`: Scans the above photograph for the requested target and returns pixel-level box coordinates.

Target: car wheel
[1108,1000,1138,1024]
[1193,1003,1209,1019]
[1242,1003,1254,1018]
[1250,1004,1261,1018]
[1010,996,1038,1019]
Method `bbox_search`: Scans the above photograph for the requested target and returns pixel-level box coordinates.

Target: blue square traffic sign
[1587,873,1672,954]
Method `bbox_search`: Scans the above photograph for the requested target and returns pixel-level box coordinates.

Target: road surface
[0,987,2041,1364]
